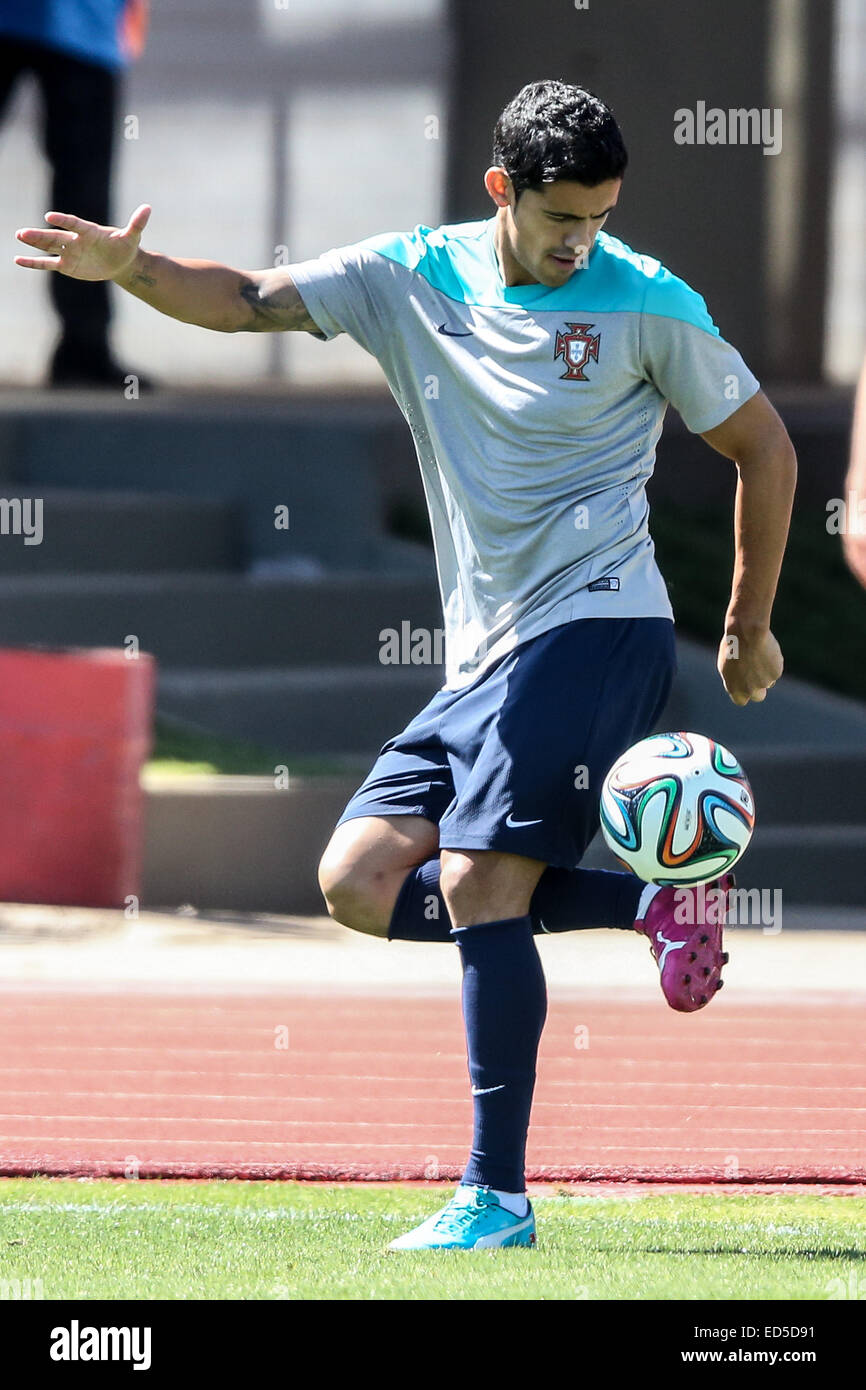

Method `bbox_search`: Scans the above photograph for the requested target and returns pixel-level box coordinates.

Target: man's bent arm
[699,390,798,704]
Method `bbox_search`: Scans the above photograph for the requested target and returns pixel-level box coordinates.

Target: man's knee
[437,851,476,908]
[439,849,546,926]
[317,847,392,938]
[318,815,439,937]
[439,852,500,923]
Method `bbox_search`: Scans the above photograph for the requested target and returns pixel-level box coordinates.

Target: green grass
[145,718,363,778]
[1,1180,864,1301]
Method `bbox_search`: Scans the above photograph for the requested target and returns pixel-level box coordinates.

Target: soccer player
[15,79,797,1251]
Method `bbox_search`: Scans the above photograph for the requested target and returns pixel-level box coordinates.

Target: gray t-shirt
[290,217,759,689]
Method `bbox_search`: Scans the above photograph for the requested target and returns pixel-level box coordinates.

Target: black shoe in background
[48,340,155,392]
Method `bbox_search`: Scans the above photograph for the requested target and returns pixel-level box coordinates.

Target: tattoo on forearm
[129,271,156,290]
[239,274,317,333]
[239,281,274,328]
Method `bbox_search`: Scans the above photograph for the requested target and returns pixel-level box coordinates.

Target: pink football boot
[634,873,735,1013]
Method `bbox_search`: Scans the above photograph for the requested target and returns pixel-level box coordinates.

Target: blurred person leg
[0,37,31,121]
[36,42,149,388]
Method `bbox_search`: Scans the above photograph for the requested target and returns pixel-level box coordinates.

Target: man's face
[485,170,622,287]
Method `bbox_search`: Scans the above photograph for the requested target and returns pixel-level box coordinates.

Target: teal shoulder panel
[355,220,493,304]
[507,233,720,332]
[353,221,718,333]
[610,235,719,336]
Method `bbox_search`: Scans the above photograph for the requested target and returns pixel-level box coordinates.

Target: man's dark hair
[492,80,628,201]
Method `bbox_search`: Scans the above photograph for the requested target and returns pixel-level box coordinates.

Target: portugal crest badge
[554,322,601,381]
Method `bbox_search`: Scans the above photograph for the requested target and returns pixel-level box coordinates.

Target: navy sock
[452,914,547,1194]
[388,859,642,942]
[531,865,642,934]
[387,858,452,941]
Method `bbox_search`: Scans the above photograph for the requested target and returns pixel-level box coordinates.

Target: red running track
[0,990,864,1182]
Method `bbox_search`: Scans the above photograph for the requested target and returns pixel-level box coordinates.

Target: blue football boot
[387,1185,536,1251]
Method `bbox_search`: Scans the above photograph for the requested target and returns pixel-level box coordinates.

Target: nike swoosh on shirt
[437,322,473,336]
[471,1084,506,1095]
[505,813,543,829]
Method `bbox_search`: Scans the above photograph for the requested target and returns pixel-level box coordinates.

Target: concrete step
[0,489,239,574]
[158,664,444,754]
[152,631,866,779]
[142,773,358,915]
[158,642,866,786]
[735,747,866,826]
[0,400,389,571]
[0,572,443,668]
[732,825,866,909]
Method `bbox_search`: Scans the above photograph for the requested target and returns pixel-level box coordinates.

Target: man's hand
[15,204,152,282]
[717,627,783,706]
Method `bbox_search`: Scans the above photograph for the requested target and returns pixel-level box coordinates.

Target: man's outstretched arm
[14,204,321,335]
[699,390,798,706]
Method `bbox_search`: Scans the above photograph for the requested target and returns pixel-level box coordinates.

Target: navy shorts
[336,617,677,870]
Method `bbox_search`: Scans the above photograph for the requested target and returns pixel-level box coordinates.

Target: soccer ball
[599,731,755,886]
